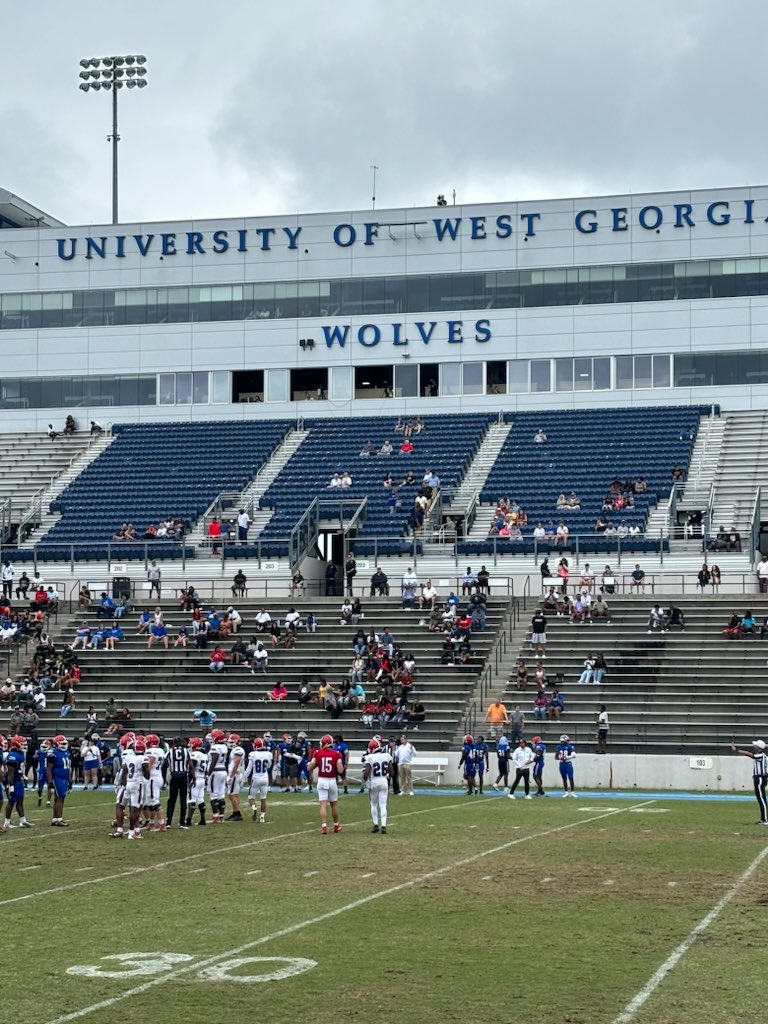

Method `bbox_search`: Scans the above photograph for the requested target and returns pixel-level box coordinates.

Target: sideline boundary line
[610,841,768,1024]
[0,795,492,910]
[44,800,655,1024]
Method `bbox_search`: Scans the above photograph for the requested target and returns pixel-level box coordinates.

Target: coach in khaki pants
[397,735,416,795]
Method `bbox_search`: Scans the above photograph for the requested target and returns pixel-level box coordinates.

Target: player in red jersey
[307,734,344,834]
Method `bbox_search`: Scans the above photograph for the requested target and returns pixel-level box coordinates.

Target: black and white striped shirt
[751,752,767,778]
[167,746,191,774]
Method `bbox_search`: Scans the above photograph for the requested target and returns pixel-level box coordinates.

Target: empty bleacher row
[494,594,768,755]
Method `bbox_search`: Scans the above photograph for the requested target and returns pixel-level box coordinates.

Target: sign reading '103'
[54,198,763,261]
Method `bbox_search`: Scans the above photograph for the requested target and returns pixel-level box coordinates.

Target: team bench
[346,753,450,787]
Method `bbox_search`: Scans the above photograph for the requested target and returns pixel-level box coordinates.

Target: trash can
[112,576,131,599]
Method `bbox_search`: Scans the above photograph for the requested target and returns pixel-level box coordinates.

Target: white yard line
[1,823,107,846]
[45,800,655,1024]
[610,843,768,1024]
[0,797,486,910]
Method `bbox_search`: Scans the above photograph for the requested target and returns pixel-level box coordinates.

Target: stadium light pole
[78,55,148,224]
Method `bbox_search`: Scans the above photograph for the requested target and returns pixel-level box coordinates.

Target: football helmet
[320,733,334,748]
[119,732,136,749]
[40,738,52,751]
[9,735,26,750]
[559,734,570,743]
[188,737,203,751]
[145,733,160,747]
[134,737,148,754]
[531,735,542,746]
[367,738,381,753]
[53,735,68,750]
[464,734,474,745]
[227,733,241,748]
[252,737,264,750]
[210,729,226,744]
[0,734,6,752]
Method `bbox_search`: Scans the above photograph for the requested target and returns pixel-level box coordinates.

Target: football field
[3,789,767,1024]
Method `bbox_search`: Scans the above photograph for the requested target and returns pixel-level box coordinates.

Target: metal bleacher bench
[346,753,449,787]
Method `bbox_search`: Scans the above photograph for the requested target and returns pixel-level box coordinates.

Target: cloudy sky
[2,1,765,225]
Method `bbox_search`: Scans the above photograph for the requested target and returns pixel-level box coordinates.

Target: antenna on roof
[370,164,379,210]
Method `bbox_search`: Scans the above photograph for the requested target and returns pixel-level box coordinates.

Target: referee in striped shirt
[165,738,193,829]
[731,738,768,825]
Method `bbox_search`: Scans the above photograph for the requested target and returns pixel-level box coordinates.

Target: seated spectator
[418,580,438,610]
[339,598,353,625]
[542,586,562,617]
[328,472,342,489]
[697,564,711,590]
[251,641,269,673]
[15,571,31,601]
[533,690,549,720]
[630,564,646,591]
[600,566,616,594]
[742,610,756,636]
[578,655,596,685]
[569,594,588,624]
[359,441,374,456]
[401,570,419,609]
[179,586,200,611]
[290,569,304,596]
[477,566,491,593]
[378,440,393,456]
[136,609,152,634]
[555,521,569,548]
[113,595,131,619]
[628,521,642,536]
[298,678,314,706]
[533,429,547,444]
[617,522,629,540]
[592,595,612,623]
[232,569,247,597]
[515,659,528,691]
[209,646,227,672]
[580,563,595,590]
[268,620,282,647]
[0,677,15,705]
[724,613,742,639]
[726,527,742,552]
[565,492,581,510]
[267,681,288,701]
[104,623,124,651]
[666,605,685,631]
[671,464,685,482]
[556,492,568,508]
[341,471,353,488]
[208,516,222,554]
[399,438,415,454]
[227,606,242,633]
[174,624,189,648]
[230,637,248,664]
[147,620,169,649]
[548,689,565,721]
[533,660,548,691]
[255,607,272,632]
[647,604,667,632]
[595,514,609,533]
[635,475,647,493]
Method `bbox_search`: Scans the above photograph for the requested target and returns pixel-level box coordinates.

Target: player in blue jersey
[474,736,490,794]
[3,735,33,829]
[333,734,350,794]
[531,735,547,796]
[46,735,72,826]
[493,734,511,790]
[459,734,478,795]
[556,734,577,797]
[35,738,53,807]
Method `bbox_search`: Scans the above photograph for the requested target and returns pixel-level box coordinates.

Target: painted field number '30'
[67,952,317,984]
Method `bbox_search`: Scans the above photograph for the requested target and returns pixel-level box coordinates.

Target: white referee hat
[752,739,766,749]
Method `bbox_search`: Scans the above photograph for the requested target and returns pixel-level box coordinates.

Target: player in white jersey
[184,737,209,826]
[363,738,393,834]
[110,732,134,837]
[225,733,246,821]
[207,729,229,823]
[114,735,150,839]
[243,738,273,823]
[144,733,167,830]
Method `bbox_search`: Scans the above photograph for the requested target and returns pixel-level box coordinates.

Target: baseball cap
[753,739,766,750]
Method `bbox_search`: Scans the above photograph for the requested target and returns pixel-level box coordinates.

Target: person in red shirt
[208,516,222,556]
[307,734,343,834]
[209,647,227,673]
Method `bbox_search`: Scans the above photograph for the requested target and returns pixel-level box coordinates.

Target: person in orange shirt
[484,698,509,738]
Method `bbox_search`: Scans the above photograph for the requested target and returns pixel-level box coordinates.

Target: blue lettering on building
[321,320,493,349]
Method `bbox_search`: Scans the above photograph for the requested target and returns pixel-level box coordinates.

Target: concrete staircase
[18,432,115,546]
[680,413,726,512]
[186,427,310,553]
[447,420,512,520]
[0,431,99,515]
[711,410,768,535]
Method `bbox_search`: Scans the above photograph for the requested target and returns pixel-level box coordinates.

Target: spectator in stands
[289,568,304,596]
[593,653,608,685]
[402,568,419,609]
[191,708,216,733]
[369,566,388,596]
[237,508,251,543]
[399,438,415,454]
[207,517,222,555]
[345,554,357,595]
[328,472,342,489]
[666,605,685,632]
[147,618,169,650]
[570,593,588,624]
[378,440,393,456]
[47,423,59,440]
[325,562,338,597]
[630,564,646,591]
[724,612,742,639]
[647,604,667,632]
[698,564,711,589]
[592,594,612,624]
[555,521,569,548]
[174,624,189,648]
[533,691,549,720]
[359,441,374,456]
[341,471,353,488]
[757,555,768,594]
[418,579,438,611]
[580,563,595,590]
[557,557,570,594]
[208,646,227,673]
[251,641,269,673]
[14,571,30,602]
[0,677,15,706]
[89,420,103,435]
[477,566,491,593]
[530,608,547,659]
[104,622,124,651]
[600,565,616,594]
[578,655,596,684]
[1,561,14,600]
[461,567,477,595]
[515,659,528,691]
[533,429,547,444]
[147,561,162,598]
[671,464,685,482]
[229,569,247,597]
[548,689,565,721]
[741,610,757,636]
[266,681,288,701]
[63,414,76,435]
[255,607,272,633]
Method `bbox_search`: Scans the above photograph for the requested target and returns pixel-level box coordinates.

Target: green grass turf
[3,790,767,1024]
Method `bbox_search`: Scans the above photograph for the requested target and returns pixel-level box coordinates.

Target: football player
[206,729,229,824]
[0,734,6,832]
[363,738,392,834]
[47,735,72,826]
[243,737,272,823]
[3,736,33,829]
[474,735,490,794]
[145,733,167,830]
[492,733,511,791]
[36,738,54,808]
[184,736,208,827]
[306,734,344,834]
[459,734,478,795]
[531,735,547,796]
[124,735,151,839]
[225,733,246,820]
[556,734,577,797]
[110,732,136,837]
[333,734,350,794]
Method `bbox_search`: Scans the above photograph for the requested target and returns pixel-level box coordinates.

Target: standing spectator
[509,703,525,745]
[237,507,251,543]
[147,560,162,599]
[596,705,609,753]
[484,698,509,738]
[530,608,547,659]
[757,555,768,594]
[397,734,416,795]
[730,739,768,825]
[324,562,338,597]
[1,560,14,600]
[344,554,357,595]
[477,565,491,593]
[208,517,222,555]
[507,738,534,799]
[192,708,217,733]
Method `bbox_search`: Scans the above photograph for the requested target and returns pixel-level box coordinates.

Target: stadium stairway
[0,430,101,521]
[711,409,768,532]
[496,594,768,756]
[11,597,509,750]
[445,419,512,523]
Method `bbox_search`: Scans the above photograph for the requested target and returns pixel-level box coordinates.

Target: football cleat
[367,739,381,753]
[333,823,342,833]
